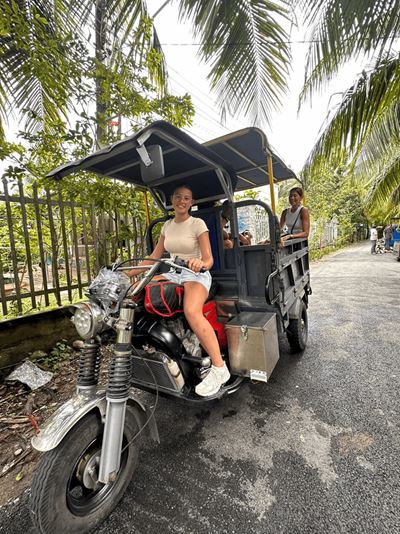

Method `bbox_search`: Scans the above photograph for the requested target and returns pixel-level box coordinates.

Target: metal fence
[0,178,147,318]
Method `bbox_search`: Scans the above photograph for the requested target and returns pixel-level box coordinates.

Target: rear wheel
[286,300,308,353]
[30,410,139,534]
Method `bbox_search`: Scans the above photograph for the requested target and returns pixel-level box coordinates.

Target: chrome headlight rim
[70,302,105,340]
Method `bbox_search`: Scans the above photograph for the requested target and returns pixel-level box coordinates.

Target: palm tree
[0,0,293,143]
[0,1,80,136]
[0,0,166,140]
[298,0,400,214]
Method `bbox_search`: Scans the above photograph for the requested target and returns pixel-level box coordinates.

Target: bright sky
[147,0,364,175]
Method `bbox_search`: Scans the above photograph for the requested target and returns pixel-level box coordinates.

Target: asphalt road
[1,242,399,533]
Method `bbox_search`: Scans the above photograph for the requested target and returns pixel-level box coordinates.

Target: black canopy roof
[205,127,298,189]
[47,120,298,207]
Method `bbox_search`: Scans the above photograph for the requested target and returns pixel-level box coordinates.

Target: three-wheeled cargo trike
[29,121,311,533]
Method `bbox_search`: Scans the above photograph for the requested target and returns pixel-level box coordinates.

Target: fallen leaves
[337,432,374,455]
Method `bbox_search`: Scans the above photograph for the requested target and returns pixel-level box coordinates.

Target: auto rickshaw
[29,121,311,533]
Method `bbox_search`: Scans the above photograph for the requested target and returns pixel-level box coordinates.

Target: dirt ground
[0,344,110,507]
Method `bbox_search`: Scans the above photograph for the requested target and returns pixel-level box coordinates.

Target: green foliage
[298,0,400,106]
[33,340,73,372]
[0,0,89,134]
[302,153,368,246]
[1,0,296,141]
[178,0,291,125]
[234,189,260,201]
[299,0,400,217]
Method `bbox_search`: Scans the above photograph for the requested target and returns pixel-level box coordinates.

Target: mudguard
[288,292,306,319]
[32,389,159,452]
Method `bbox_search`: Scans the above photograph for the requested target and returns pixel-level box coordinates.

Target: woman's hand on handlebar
[187,257,206,273]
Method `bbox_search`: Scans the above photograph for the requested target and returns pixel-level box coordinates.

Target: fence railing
[0,178,147,319]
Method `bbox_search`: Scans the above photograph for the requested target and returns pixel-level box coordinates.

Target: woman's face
[289,191,302,208]
[172,187,193,215]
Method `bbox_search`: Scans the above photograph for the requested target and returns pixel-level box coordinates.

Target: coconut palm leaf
[304,54,400,169]
[103,0,167,88]
[363,149,400,208]
[178,0,291,125]
[0,1,80,134]
[358,101,400,167]
[105,2,167,90]
[298,0,400,104]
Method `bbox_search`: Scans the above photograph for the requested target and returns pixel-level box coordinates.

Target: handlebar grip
[174,257,207,273]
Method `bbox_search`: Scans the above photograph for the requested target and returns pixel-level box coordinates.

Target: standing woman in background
[280,187,310,242]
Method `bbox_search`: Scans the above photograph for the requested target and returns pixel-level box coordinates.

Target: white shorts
[162,269,212,293]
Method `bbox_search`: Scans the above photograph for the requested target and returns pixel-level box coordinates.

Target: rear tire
[30,410,139,534]
[286,300,308,353]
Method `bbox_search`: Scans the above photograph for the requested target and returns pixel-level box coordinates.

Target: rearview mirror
[139,145,165,184]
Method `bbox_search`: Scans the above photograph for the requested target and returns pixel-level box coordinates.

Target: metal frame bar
[18,179,36,308]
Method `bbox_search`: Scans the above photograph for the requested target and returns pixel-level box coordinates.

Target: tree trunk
[95,0,107,145]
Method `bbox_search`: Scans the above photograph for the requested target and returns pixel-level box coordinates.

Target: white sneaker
[195,364,230,397]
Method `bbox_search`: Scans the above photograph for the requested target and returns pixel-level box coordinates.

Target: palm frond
[363,150,400,208]
[304,54,400,170]
[298,0,400,104]
[358,101,400,169]
[102,0,167,91]
[178,0,291,125]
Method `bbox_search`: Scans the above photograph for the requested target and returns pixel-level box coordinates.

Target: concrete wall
[0,308,77,371]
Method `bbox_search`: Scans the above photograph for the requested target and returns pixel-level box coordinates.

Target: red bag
[144,282,184,317]
[202,300,227,348]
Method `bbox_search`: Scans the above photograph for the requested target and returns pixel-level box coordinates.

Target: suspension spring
[107,345,132,400]
[76,338,101,388]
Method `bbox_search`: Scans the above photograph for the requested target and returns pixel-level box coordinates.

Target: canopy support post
[144,191,151,225]
[267,155,276,214]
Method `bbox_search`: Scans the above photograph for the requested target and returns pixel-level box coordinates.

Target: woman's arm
[187,231,213,272]
[279,208,287,229]
[126,235,166,278]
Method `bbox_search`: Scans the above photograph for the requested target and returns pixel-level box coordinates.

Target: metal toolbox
[225,312,280,382]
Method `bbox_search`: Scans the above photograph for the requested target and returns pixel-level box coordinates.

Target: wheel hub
[76,450,101,490]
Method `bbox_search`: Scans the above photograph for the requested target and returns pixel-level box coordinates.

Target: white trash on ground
[7,360,53,390]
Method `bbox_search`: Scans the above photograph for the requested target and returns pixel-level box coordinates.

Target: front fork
[98,300,135,484]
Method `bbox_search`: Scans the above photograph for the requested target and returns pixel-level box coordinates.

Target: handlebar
[171,256,207,274]
[115,256,207,274]
[115,256,207,299]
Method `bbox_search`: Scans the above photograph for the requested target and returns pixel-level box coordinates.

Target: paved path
[1,242,399,533]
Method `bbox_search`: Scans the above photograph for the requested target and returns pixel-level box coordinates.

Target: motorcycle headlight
[70,302,105,340]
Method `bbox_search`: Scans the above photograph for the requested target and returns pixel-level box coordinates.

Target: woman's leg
[183,281,224,367]
[183,281,230,396]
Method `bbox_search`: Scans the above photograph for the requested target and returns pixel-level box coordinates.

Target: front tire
[286,300,308,353]
[30,409,139,534]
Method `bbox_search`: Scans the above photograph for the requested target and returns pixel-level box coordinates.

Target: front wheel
[286,300,308,353]
[30,409,139,534]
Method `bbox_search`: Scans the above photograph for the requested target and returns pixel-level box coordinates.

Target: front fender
[32,389,159,452]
